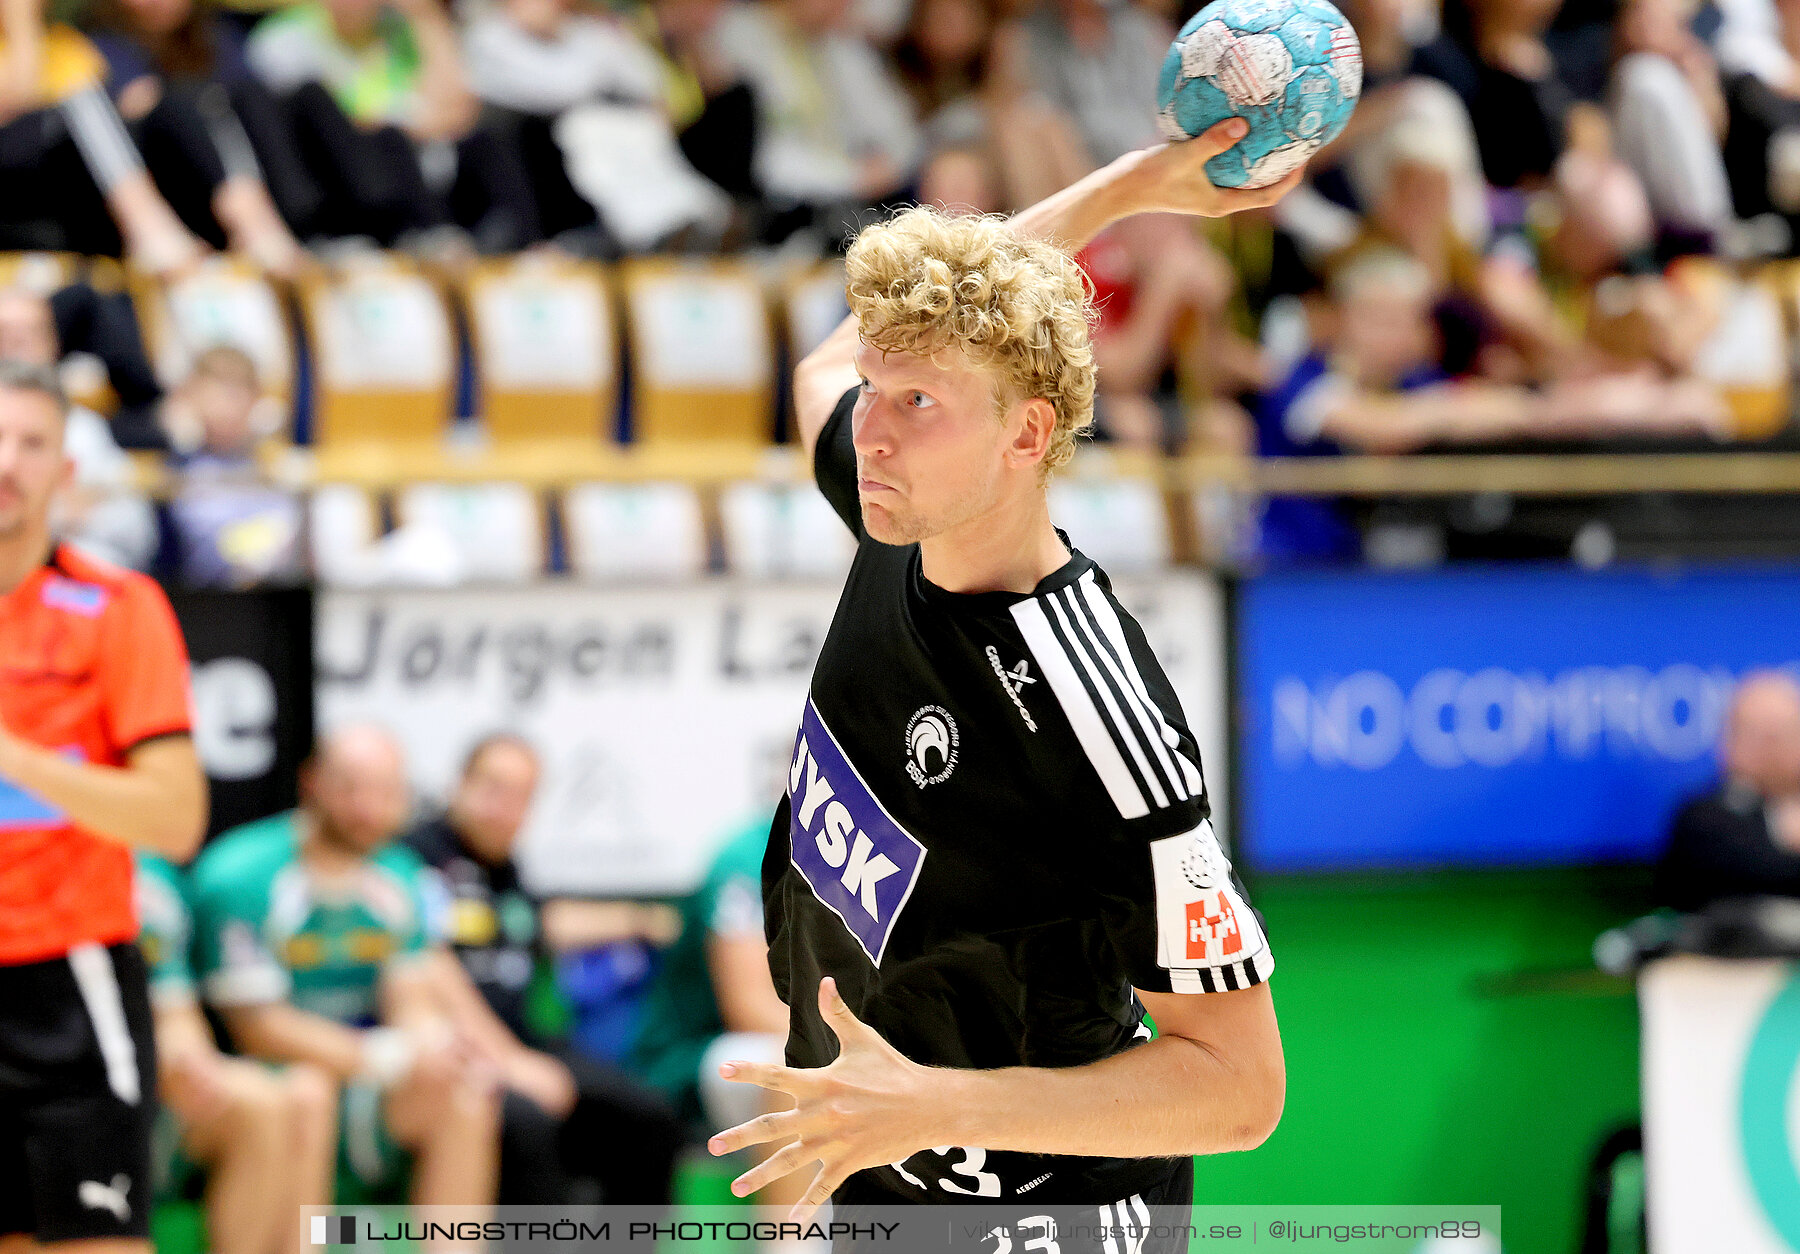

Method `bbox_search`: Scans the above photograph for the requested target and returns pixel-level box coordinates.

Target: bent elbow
[1240,1062,1288,1151]
[1232,1102,1283,1152]
[154,803,208,863]
[162,821,205,863]
[1211,1059,1286,1154]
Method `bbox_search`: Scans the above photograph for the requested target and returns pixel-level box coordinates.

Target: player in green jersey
[135,853,337,1254]
[187,725,500,1214]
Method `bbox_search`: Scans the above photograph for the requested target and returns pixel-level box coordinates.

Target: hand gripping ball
[1156,0,1363,189]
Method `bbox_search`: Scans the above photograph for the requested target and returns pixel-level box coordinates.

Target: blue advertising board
[1237,565,1800,870]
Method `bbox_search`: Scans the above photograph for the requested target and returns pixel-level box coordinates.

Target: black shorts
[834,1161,1195,1254]
[0,941,158,1241]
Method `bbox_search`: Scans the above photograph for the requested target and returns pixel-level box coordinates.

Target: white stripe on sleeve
[1059,585,1189,803]
[1077,573,1205,795]
[1012,598,1148,819]
[1045,591,1171,809]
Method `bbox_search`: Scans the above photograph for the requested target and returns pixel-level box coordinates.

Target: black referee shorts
[0,941,158,1242]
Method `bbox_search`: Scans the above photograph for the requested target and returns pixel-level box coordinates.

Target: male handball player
[711,121,1293,1243]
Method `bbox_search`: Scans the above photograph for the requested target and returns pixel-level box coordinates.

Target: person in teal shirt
[631,818,799,1207]
[187,724,501,1211]
[136,853,338,1254]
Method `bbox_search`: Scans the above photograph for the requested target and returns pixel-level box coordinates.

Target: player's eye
[856,377,874,394]
[908,391,936,409]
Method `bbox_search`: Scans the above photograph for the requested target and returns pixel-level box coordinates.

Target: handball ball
[1156,0,1363,189]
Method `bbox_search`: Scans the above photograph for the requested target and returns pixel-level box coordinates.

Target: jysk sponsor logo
[790,700,927,965]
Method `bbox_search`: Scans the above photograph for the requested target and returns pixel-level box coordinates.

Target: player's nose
[851,396,897,457]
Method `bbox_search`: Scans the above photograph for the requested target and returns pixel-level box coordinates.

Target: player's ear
[1005,397,1056,469]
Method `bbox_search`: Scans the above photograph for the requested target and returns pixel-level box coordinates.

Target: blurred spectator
[1080,213,1261,451]
[135,852,338,1254]
[405,733,684,1206]
[0,3,205,268]
[188,724,501,1225]
[1478,144,1730,435]
[893,0,1089,213]
[705,0,920,239]
[1257,251,1452,453]
[634,0,760,208]
[995,0,1170,166]
[1610,0,1735,244]
[1289,74,1489,269]
[462,0,729,253]
[629,817,803,1210]
[1326,110,1487,301]
[0,285,157,569]
[1413,0,1578,189]
[246,0,536,252]
[1711,0,1800,219]
[81,0,311,274]
[1655,671,1800,910]
[48,277,170,449]
[165,344,303,587]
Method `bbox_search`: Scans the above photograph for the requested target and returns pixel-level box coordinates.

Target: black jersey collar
[909,528,1094,614]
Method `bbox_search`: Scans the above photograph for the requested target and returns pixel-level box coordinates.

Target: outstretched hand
[1121,118,1307,218]
[709,977,944,1221]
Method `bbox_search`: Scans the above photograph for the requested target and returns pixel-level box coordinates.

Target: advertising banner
[171,588,314,838]
[1237,566,1800,870]
[1640,955,1800,1254]
[316,573,1226,896]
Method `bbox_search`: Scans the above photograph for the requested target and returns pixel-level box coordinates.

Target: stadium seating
[299,255,457,447]
[0,251,79,294]
[621,259,773,445]
[131,257,294,412]
[464,255,618,442]
[393,481,547,584]
[563,482,709,582]
[307,483,384,587]
[717,481,857,579]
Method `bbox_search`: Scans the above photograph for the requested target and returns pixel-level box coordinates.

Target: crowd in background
[5,0,1800,571]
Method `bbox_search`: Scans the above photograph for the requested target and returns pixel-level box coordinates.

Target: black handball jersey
[761,388,1276,1207]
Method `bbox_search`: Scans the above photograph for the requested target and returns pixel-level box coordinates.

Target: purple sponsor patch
[41,576,107,617]
[788,700,927,966]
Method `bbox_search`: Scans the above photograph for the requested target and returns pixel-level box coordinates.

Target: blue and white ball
[1156,0,1363,189]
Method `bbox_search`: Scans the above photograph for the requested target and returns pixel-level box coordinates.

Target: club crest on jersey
[790,701,927,966]
[904,705,959,787]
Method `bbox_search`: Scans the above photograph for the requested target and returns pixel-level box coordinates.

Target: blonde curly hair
[844,206,1097,476]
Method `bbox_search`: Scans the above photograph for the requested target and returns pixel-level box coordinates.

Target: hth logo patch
[789,700,927,965]
[1185,893,1244,962]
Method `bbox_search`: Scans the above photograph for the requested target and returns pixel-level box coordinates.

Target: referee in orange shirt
[0,362,206,1254]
